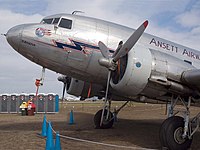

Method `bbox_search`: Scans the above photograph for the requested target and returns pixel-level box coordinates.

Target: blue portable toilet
[55,95,59,113]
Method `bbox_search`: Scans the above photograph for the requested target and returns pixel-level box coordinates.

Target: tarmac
[0,101,199,150]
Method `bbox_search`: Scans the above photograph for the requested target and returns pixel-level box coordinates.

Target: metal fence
[0,93,59,113]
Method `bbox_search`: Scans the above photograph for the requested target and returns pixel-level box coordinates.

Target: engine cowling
[110,45,152,96]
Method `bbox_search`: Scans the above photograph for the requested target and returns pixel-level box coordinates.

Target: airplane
[5,11,200,150]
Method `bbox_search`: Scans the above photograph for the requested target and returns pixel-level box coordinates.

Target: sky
[0,0,200,96]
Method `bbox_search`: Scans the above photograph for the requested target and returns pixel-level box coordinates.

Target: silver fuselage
[6,13,200,100]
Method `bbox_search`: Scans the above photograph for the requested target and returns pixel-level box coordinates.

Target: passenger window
[59,18,72,29]
[42,18,53,24]
[53,18,60,24]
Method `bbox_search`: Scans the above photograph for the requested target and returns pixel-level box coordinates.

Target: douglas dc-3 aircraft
[5,12,200,150]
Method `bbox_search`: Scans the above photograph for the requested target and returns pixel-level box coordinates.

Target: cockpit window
[53,18,60,24]
[42,18,53,24]
[41,18,60,25]
[59,18,72,29]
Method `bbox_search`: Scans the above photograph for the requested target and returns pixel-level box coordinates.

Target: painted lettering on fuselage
[22,39,35,47]
[149,38,178,53]
[150,38,200,61]
[182,49,200,60]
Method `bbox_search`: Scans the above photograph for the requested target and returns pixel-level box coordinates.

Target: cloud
[0,9,62,95]
[0,9,43,33]
[175,0,200,28]
[0,0,47,15]
[176,9,200,28]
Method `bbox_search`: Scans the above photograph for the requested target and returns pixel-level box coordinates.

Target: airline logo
[35,28,51,37]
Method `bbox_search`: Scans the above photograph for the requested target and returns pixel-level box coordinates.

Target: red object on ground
[27,102,36,116]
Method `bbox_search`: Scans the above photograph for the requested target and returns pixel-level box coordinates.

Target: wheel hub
[102,113,111,124]
[174,127,186,144]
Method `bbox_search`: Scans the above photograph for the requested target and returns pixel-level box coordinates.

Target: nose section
[6,25,24,51]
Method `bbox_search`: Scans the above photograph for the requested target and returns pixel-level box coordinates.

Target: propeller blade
[112,41,123,58]
[98,41,110,59]
[113,20,148,62]
[61,83,67,101]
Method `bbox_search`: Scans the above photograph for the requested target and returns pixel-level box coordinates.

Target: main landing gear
[94,100,129,129]
[160,96,200,150]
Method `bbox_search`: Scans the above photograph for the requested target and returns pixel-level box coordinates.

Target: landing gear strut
[160,96,200,150]
[94,100,129,129]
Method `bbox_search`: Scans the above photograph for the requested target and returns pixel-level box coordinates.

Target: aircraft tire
[159,116,175,148]
[162,116,192,150]
[94,109,114,129]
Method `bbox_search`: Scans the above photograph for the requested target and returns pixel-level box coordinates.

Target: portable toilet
[46,93,55,113]
[37,93,45,113]
[55,94,59,113]
[24,93,29,102]
[10,93,18,113]
[28,93,37,107]
[0,94,9,113]
[29,93,35,101]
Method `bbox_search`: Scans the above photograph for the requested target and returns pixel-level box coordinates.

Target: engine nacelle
[110,45,196,98]
[67,78,104,99]
[110,45,152,96]
[145,49,195,97]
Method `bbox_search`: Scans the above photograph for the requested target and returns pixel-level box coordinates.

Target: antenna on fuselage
[72,11,84,15]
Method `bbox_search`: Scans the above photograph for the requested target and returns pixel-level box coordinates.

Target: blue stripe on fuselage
[55,40,114,53]
[56,41,82,51]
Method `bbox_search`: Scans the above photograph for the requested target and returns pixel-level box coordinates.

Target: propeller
[98,20,148,126]
[57,76,71,101]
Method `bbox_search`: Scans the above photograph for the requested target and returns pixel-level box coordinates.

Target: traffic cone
[69,110,74,125]
[46,122,54,150]
[55,132,61,150]
[41,115,47,137]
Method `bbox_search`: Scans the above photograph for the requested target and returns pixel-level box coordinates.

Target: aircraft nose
[6,25,24,51]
